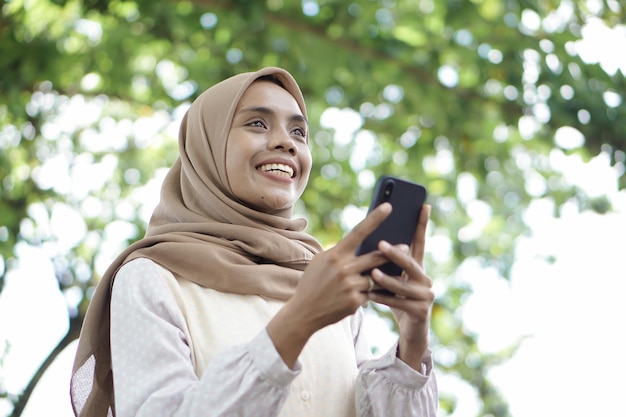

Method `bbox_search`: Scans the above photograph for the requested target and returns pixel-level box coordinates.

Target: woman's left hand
[367,204,434,371]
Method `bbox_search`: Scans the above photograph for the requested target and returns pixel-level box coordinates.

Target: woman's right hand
[267,203,393,367]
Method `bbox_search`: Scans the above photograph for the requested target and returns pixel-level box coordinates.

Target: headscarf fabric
[70,67,323,417]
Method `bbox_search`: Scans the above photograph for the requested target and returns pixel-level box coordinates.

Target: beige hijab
[70,67,323,417]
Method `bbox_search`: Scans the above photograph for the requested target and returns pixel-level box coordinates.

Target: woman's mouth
[256,163,295,178]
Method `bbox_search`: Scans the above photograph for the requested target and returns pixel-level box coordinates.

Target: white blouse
[110,258,438,417]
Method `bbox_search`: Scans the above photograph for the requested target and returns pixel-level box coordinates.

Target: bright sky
[1,12,625,417]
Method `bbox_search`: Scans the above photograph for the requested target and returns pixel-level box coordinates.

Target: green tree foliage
[1,0,624,415]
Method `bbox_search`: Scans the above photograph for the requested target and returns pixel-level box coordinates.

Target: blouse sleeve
[110,258,300,417]
[352,308,439,417]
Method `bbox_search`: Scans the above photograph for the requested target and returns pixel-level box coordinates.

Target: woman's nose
[269,131,297,155]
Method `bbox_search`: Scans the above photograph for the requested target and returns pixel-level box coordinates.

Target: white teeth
[258,163,294,177]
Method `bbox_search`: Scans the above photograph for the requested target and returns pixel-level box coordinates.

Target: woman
[70,67,437,416]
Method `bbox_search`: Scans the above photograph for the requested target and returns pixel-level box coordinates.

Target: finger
[368,287,434,317]
[371,267,432,298]
[378,240,421,278]
[373,242,433,288]
[337,202,392,253]
[410,204,431,268]
[346,246,394,277]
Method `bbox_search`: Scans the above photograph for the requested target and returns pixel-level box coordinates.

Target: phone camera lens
[383,182,394,202]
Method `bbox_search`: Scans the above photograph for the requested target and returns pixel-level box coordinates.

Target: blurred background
[0,0,624,416]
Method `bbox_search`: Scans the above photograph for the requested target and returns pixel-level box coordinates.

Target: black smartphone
[355,175,427,282]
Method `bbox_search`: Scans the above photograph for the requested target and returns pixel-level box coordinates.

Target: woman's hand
[367,205,434,371]
[267,203,394,367]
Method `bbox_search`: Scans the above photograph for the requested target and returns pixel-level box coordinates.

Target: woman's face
[225,80,312,215]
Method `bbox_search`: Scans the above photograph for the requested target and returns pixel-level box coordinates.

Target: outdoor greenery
[1,0,624,416]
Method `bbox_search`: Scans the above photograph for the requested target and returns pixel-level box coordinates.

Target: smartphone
[355,175,427,283]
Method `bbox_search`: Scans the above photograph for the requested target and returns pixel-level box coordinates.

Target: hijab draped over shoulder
[70,67,323,417]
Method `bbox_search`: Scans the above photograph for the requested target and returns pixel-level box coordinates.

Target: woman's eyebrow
[238,106,308,125]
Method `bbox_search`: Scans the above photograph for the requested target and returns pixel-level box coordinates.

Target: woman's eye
[293,127,306,137]
[249,120,265,128]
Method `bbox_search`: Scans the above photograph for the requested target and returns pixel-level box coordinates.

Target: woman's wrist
[266,300,315,369]
[397,336,429,371]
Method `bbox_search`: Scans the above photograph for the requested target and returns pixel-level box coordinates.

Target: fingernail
[380,240,391,250]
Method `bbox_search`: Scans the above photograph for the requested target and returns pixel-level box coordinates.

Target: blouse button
[300,390,311,401]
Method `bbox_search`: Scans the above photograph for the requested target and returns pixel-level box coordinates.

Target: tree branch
[10,316,82,417]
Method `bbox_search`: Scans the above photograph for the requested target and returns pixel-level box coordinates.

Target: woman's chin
[249,196,296,216]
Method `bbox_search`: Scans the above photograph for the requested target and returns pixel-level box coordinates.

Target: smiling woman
[69,67,438,417]
[225,79,311,215]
